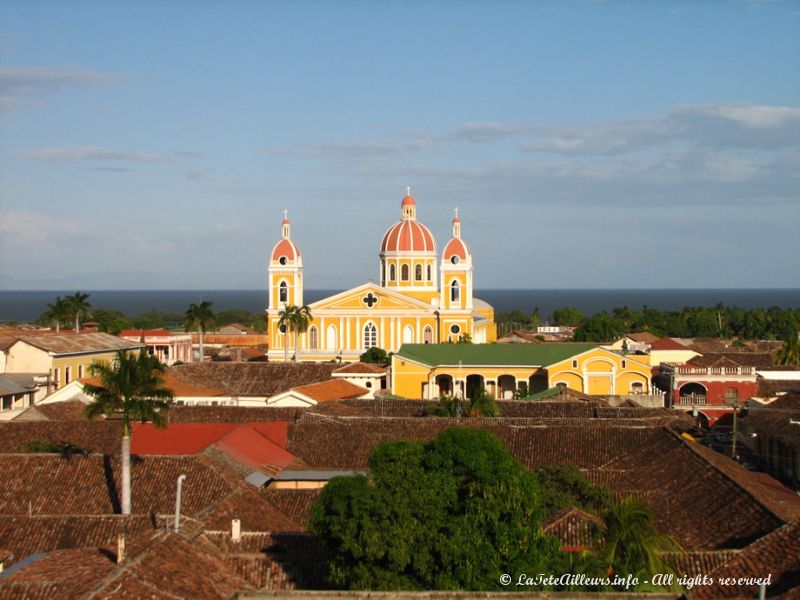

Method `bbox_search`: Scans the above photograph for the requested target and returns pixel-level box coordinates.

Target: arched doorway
[466,374,484,400]
[678,382,707,406]
[435,374,453,397]
[498,375,516,399]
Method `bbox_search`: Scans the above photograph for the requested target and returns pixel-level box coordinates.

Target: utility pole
[728,399,740,459]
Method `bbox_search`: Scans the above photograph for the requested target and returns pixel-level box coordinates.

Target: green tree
[574,313,626,342]
[775,337,800,366]
[310,428,564,591]
[216,308,252,326]
[553,307,584,327]
[83,351,173,514]
[533,464,613,518]
[65,291,92,331]
[92,309,131,335]
[359,346,390,366]
[184,301,215,362]
[41,295,71,332]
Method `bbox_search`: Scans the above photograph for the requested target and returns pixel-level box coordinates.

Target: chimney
[117,532,126,564]
[231,518,241,542]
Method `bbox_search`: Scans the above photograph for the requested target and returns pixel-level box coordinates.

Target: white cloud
[20,146,165,163]
[0,66,113,114]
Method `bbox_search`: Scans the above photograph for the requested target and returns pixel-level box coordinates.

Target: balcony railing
[679,395,707,406]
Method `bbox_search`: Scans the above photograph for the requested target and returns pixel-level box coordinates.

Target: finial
[454,207,459,219]
[406,186,411,197]
[283,208,288,220]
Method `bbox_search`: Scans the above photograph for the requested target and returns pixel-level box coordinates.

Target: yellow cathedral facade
[266,190,497,362]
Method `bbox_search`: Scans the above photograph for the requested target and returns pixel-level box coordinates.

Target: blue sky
[1,0,798,290]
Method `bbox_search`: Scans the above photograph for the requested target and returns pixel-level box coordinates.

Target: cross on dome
[283,209,288,220]
[406,186,411,196]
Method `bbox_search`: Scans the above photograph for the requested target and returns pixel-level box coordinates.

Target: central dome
[380,219,436,254]
[380,193,436,254]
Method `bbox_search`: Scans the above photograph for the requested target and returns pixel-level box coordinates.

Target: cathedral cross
[362,292,379,308]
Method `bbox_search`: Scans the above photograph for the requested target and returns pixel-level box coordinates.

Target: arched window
[450,280,460,303]
[389,264,396,281]
[326,325,337,350]
[401,264,409,281]
[423,326,433,344]
[308,326,318,350]
[364,323,377,349]
[427,264,431,281]
[279,281,288,303]
[415,264,422,281]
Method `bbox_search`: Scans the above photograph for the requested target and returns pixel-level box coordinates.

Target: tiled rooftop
[0,420,122,454]
[13,332,143,355]
[291,379,368,403]
[169,363,340,397]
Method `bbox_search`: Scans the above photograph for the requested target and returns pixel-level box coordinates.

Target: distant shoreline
[2,288,798,323]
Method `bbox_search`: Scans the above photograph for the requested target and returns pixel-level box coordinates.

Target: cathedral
[266,190,497,362]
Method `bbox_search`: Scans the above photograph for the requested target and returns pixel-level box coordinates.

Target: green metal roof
[395,343,598,367]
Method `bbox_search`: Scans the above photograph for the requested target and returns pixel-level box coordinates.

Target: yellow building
[391,343,652,399]
[266,191,497,362]
[5,332,143,395]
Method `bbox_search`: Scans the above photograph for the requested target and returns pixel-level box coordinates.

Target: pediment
[310,283,432,312]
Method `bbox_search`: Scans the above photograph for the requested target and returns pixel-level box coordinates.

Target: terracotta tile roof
[169,362,340,396]
[0,515,154,570]
[15,399,92,421]
[13,332,143,355]
[0,325,52,352]
[0,547,117,599]
[0,421,122,454]
[82,372,225,398]
[333,362,387,375]
[650,337,690,351]
[168,405,305,423]
[693,520,800,599]
[745,396,800,448]
[0,455,232,518]
[214,424,297,471]
[88,532,253,599]
[689,352,775,369]
[215,532,328,590]
[663,550,740,578]
[259,489,321,531]
[626,332,660,344]
[131,423,240,455]
[541,507,604,551]
[291,379,368,403]
[199,486,301,533]
[598,431,800,550]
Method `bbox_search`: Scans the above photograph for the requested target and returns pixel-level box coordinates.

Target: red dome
[443,237,469,261]
[380,220,436,253]
[271,238,301,262]
[401,194,416,207]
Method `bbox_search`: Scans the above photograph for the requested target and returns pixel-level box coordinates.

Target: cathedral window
[309,326,318,350]
[279,256,287,265]
[426,264,431,281]
[450,280,460,303]
[279,281,288,304]
[390,264,396,281]
[423,326,433,344]
[451,255,460,264]
[364,323,377,349]
[415,264,422,281]
[401,264,409,281]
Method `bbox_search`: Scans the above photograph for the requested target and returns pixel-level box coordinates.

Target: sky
[0,0,798,290]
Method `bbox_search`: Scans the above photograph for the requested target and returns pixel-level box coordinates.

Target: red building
[662,352,773,425]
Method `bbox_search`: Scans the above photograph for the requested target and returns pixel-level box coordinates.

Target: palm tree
[83,351,173,515]
[277,304,296,363]
[42,295,70,332]
[184,301,215,362]
[65,291,92,331]
[290,304,313,361]
[601,495,682,585]
[775,337,800,366]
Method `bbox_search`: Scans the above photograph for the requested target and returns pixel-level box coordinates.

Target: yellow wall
[392,347,652,399]
[547,348,651,395]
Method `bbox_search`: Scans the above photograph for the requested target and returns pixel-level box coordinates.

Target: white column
[355,317,361,350]
[390,317,395,351]
[381,317,386,349]
[416,317,421,342]
[345,317,351,351]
